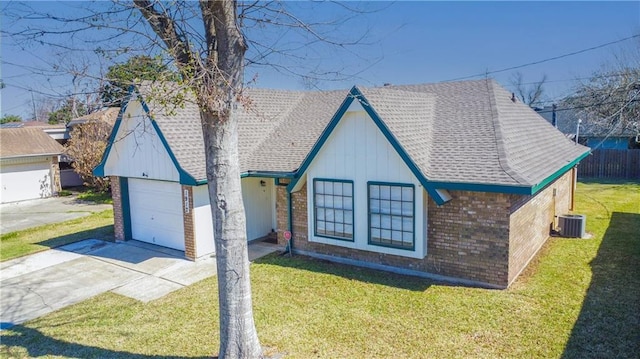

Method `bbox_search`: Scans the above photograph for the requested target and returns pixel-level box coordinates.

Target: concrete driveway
[0,196,113,235]
[0,238,279,330]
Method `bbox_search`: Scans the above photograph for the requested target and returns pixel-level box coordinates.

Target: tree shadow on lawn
[34,225,114,249]
[562,212,640,359]
[255,253,441,292]
[0,325,211,359]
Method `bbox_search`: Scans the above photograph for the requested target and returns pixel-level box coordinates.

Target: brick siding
[182,185,196,260]
[110,176,125,242]
[508,170,573,284]
[276,169,576,288]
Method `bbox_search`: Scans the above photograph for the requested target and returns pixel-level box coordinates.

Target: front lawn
[0,210,114,262]
[1,182,638,358]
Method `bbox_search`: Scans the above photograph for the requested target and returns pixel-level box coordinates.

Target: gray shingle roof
[134,79,589,189]
[0,128,64,158]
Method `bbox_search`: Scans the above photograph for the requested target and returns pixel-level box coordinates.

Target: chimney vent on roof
[383,83,392,87]
[511,93,517,103]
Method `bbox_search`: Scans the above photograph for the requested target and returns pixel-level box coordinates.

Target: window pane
[391,200,402,215]
[325,183,333,195]
[402,202,412,216]
[345,225,353,235]
[335,210,344,223]
[371,214,380,227]
[315,181,323,194]
[391,187,402,201]
[371,228,380,240]
[381,229,392,241]
[344,198,353,210]
[334,182,343,196]
[317,208,325,221]
[381,215,391,229]
[380,200,391,214]
[344,183,352,196]
[402,217,412,231]
[380,185,390,200]
[391,216,402,231]
[326,222,335,233]
[403,231,413,243]
[402,187,413,201]
[335,223,344,234]
[392,230,402,242]
[317,221,326,232]
[370,185,379,199]
[370,199,380,213]
[325,195,333,208]
[345,211,353,224]
[334,196,343,209]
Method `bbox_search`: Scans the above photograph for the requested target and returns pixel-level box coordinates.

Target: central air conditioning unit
[557,214,586,238]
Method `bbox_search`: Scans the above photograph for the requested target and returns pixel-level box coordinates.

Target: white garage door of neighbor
[0,160,52,204]
[128,178,185,251]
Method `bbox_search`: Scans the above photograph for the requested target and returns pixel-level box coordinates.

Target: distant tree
[565,66,639,136]
[65,120,111,192]
[510,71,547,107]
[101,55,177,107]
[0,114,22,124]
[48,97,88,124]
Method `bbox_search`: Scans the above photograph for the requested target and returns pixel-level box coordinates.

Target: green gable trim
[429,150,589,195]
[241,171,295,179]
[137,96,198,186]
[93,91,132,177]
[286,86,449,205]
[530,150,590,194]
[286,89,356,193]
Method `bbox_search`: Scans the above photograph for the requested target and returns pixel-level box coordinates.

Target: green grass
[76,189,113,204]
[1,182,638,358]
[0,210,114,262]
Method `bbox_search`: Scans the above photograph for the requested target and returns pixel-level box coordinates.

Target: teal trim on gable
[137,98,198,186]
[287,86,449,205]
[287,88,357,194]
[241,171,295,179]
[530,150,590,194]
[93,89,133,177]
[120,177,132,240]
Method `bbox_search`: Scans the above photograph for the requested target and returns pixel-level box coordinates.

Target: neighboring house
[537,106,638,149]
[95,79,590,288]
[0,128,64,203]
[64,108,120,187]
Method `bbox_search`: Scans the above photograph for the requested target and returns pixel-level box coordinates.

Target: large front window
[313,179,354,241]
[368,182,414,250]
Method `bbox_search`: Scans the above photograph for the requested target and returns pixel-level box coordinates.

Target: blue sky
[1,1,639,119]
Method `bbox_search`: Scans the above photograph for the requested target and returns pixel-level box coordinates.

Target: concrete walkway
[0,196,113,235]
[0,239,279,330]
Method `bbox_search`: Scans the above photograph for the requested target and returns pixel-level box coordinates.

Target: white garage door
[0,159,52,204]
[128,178,185,251]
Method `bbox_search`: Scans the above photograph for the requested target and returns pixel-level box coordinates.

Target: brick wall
[182,185,196,260]
[508,170,574,284]
[50,156,61,194]
[276,171,574,288]
[111,176,125,242]
[426,191,512,287]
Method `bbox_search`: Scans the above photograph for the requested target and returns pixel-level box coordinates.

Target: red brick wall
[276,171,575,288]
[110,176,125,242]
[508,170,574,283]
[182,186,196,260]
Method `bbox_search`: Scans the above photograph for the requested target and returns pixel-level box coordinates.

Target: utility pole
[30,90,37,122]
[552,104,557,128]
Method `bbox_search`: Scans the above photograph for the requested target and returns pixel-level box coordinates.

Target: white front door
[128,178,185,250]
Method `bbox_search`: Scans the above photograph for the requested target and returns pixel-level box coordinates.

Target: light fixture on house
[260,180,266,187]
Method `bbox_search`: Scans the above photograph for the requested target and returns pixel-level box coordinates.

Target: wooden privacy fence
[578,149,640,179]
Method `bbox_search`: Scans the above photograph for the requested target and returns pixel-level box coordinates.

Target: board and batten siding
[103,101,179,182]
[304,101,427,259]
[192,185,215,256]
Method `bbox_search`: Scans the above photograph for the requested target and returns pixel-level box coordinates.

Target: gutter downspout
[286,190,294,256]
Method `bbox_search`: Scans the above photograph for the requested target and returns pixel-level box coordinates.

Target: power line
[445,34,640,82]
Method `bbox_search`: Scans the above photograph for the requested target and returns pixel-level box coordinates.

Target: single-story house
[95,79,590,288]
[0,128,64,203]
[536,105,638,149]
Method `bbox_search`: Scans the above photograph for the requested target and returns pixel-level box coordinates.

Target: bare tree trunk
[201,110,262,359]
